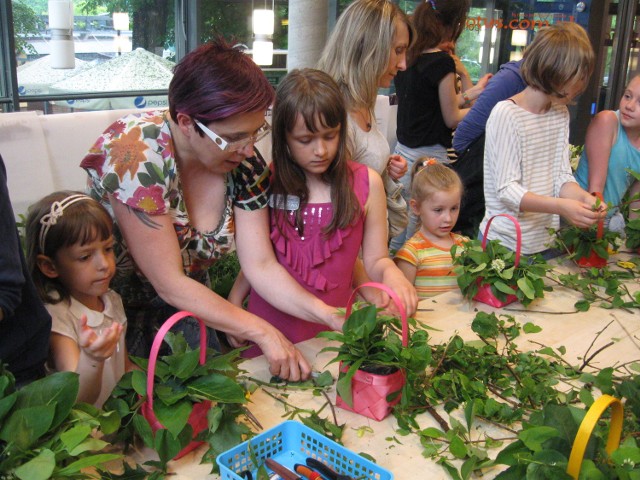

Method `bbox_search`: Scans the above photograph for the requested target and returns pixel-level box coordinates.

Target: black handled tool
[305,458,355,480]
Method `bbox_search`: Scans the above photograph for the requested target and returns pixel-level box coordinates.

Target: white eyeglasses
[194,118,271,152]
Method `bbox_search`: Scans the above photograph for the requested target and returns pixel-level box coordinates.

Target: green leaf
[133,414,155,448]
[0,404,55,449]
[336,360,363,407]
[186,374,247,403]
[14,448,55,480]
[12,371,78,431]
[60,423,92,452]
[577,459,607,479]
[471,312,499,338]
[518,426,560,452]
[131,370,147,397]
[0,391,17,424]
[523,322,542,334]
[154,398,192,437]
[450,435,468,459]
[68,437,109,456]
[165,349,200,379]
[419,427,445,439]
[517,277,535,299]
[154,428,185,467]
[575,300,591,312]
[526,451,572,479]
[494,280,516,295]
[55,454,122,475]
[314,370,334,387]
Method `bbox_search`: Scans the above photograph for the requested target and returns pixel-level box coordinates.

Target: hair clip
[422,157,438,168]
[39,194,92,254]
[428,0,437,10]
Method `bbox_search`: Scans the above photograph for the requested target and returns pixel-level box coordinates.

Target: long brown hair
[408,0,470,65]
[270,69,361,237]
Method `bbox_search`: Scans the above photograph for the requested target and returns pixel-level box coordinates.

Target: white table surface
[129,254,640,480]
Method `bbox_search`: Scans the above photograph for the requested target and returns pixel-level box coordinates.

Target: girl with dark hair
[391,0,491,249]
[26,191,130,406]
[81,40,338,381]
[231,69,417,355]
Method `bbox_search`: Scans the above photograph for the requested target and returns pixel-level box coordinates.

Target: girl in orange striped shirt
[394,159,468,298]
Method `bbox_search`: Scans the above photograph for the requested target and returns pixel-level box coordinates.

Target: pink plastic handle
[146,311,207,410]
[482,214,522,267]
[346,282,408,347]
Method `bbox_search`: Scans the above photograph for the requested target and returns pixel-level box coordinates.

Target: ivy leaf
[523,322,542,334]
[518,426,559,452]
[419,427,445,439]
[471,312,499,338]
[450,435,468,459]
[575,300,591,312]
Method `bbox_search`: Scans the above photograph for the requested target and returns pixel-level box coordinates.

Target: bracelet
[462,91,471,106]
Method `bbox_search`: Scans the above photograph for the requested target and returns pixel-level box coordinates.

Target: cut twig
[580,341,615,371]
[579,320,614,371]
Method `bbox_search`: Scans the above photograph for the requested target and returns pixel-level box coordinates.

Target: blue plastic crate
[216,420,393,480]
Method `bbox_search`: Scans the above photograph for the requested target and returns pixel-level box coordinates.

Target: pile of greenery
[381,311,640,479]
[104,332,253,475]
[0,365,121,479]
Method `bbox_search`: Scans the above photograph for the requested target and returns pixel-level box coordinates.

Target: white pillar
[48,0,75,69]
[287,0,328,71]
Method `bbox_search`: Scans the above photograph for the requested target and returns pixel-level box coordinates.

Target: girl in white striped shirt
[481,22,605,255]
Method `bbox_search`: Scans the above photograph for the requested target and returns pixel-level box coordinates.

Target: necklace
[353,108,371,131]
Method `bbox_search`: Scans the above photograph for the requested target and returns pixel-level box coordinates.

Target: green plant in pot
[0,364,122,479]
[317,283,431,421]
[104,323,253,474]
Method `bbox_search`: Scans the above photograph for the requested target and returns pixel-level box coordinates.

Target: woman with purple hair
[81,40,337,380]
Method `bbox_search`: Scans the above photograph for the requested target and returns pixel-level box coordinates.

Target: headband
[39,194,92,254]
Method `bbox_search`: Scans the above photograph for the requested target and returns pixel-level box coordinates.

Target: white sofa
[0,108,140,217]
[0,96,397,219]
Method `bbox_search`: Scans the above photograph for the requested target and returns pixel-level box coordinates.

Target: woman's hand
[78,315,122,363]
[255,327,312,382]
[387,154,408,180]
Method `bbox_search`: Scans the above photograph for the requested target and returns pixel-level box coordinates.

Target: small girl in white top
[26,191,131,406]
[481,22,605,255]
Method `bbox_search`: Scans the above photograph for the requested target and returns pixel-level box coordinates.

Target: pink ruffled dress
[245,161,369,357]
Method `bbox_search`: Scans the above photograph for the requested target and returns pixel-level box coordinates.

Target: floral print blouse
[80,110,269,305]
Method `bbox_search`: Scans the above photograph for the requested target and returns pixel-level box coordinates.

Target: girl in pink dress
[231,69,417,357]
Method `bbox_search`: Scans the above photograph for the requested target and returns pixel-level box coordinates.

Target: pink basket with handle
[474,214,521,308]
[335,282,407,421]
[140,311,212,460]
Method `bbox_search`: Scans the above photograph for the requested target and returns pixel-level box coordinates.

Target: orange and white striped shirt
[394,231,468,299]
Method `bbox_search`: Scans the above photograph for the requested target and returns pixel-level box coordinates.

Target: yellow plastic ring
[566,394,623,479]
